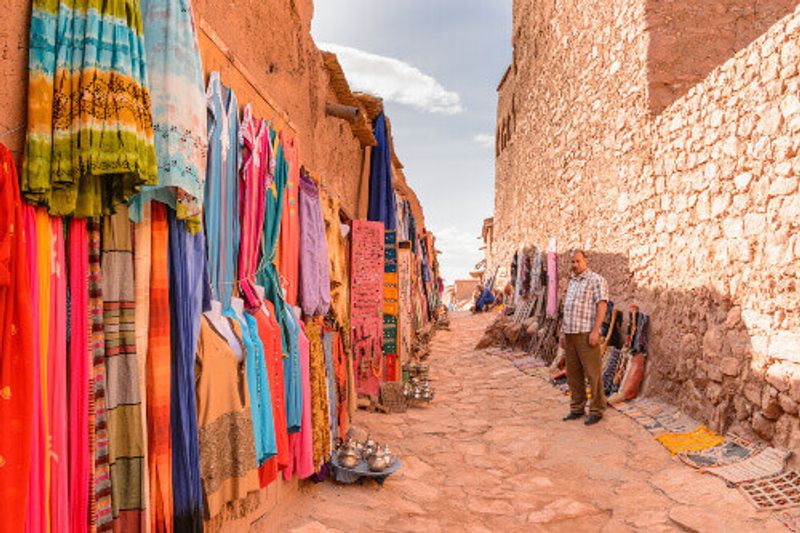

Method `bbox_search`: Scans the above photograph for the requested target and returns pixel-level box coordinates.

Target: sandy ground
[275,312,783,532]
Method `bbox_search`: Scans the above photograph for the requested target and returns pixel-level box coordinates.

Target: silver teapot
[367,450,388,472]
[338,441,361,469]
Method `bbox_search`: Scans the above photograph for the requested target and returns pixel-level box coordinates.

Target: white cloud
[472,133,494,148]
[320,42,464,115]
[430,225,484,284]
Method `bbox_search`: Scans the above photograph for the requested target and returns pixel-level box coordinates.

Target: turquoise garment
[282,308,302,433]
[129,0,207,225]
[224,309,276,464]
[204,72,240,309]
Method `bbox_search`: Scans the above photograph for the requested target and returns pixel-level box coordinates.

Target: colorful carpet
[738,470,800,511]
[655,425,725,455]
[704,447,793,485]
[678,434,763,469]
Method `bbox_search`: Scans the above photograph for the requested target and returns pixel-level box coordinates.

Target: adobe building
[492,1,800,449]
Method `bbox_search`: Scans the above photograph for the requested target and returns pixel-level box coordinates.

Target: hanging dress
[0,147,35,533]
[284,321,314,480]
[279,133,301,306]
[225,309,277,466]
[168,210,206,531]
[298,173,331,317]
[23,0,157,217]
[252,302,290,487]
[205,72,240,309]
[367,113,396,230]
[131,0,207,230]
[305,319,331,470]
[102,206,146,529]
[238,105,272,309]
[195,316,261,530]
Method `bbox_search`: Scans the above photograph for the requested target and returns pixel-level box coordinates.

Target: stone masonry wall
[495,0,800,452]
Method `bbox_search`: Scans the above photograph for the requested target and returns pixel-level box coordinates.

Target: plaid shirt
[562,269,609,334]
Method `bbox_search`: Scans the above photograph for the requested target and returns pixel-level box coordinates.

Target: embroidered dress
[298,173,331,317]
[225,309,276,465]
[195,316,260,527]
[0,148,35,533]
[205,72,240,309]
[130,0,207,230]
[279,133,301,306]
[23,0,157,217]
[238,105,272,310]
[284,321,313,480]
[305,320,331,470]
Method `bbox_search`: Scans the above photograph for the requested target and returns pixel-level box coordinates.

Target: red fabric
[0,145,34,533]
[279,133,300,306]
[255,301,290,487]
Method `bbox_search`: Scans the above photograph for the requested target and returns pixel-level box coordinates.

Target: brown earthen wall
[495,0,800,451]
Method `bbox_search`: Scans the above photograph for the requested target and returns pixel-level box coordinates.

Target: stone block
[743,213,766,236]
[722,216,743,238]
[779,393,798,415]
[752,412,776,440]
[745,382,763,405]
[769,177,797,196]
[720,357,740,377]
[769,332,800,363]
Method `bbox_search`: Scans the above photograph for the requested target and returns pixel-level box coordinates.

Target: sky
[311,0,512,284]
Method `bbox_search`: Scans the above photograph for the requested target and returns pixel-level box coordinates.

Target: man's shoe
[584,414,603,425]
[562,411,584,421]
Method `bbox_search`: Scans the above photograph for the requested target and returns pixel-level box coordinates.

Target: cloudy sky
[312,1,512,284]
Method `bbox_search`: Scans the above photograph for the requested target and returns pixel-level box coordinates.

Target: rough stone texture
[277,313,782,532]
[493,1,800,456]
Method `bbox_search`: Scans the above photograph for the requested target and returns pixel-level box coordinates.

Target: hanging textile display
[305,319,331,471]
[131,0,208,229]
[397,246,413,367]
[22,0,157,217]
[147,202,173,533]
[332,331,349,438]
[367,113,396,230]
[205,71,241,308]
[285,320,314,480]
[298,172,331,317]
[133,202,153,532]
[321,193,348,326]
[102,207,146,529]
[0,146,35,533]
[279,133,301,306]
[546,250,558,318]
[49,216,68,533]
[383,230,399,381]
[68,219,91,533]
[168,210,206,531]
[254,301,290,487]
[350,220,385,398]
[195,316,261,528]
[322,332,338,443]
[238,105,272,310]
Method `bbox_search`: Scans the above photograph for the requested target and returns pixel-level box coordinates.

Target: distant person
[559,250,609,426]
[473,284,495,313]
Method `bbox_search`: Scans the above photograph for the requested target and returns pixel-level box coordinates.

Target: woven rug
[775,508,800,532]
[655,425,725,455]
[678,434,762,469]
[738,470,800,511]
[624,398,700,434]
[705,447,793,485]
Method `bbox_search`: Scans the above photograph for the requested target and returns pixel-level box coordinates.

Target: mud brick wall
[494,0,800,452]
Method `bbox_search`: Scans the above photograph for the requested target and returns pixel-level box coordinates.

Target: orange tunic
[278,133,300,306]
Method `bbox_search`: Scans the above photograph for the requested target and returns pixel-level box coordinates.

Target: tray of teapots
[403,376,434,403]
[332,435,401,477]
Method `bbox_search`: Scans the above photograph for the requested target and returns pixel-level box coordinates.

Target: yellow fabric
[655,425,724,455]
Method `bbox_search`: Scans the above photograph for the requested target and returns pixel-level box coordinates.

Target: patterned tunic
[562,269,609,334]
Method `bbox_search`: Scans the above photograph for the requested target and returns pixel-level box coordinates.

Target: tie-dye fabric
[22,0,157,217]
[129,0,207,230]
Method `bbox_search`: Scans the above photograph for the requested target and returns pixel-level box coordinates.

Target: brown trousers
[565,333,606,416]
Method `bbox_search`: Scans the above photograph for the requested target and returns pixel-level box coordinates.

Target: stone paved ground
[276,312,783,532]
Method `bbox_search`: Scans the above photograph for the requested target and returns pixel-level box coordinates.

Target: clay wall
[495,0,800,450]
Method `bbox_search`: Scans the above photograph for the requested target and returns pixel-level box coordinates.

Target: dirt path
[276,312,782,532]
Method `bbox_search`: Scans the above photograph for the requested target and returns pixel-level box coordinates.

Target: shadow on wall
[565,250,797,449]
[646,0,800,115]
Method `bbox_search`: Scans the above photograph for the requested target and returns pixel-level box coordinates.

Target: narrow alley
[276,313,782,532]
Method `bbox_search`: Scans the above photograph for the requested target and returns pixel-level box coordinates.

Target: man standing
[560,250,609,425]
